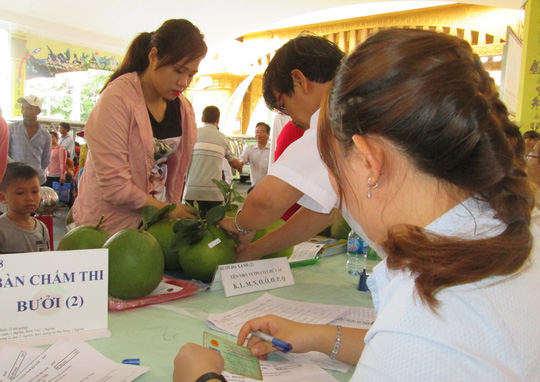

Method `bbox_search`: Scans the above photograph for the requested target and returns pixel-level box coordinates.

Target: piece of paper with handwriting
[0,249,109,346]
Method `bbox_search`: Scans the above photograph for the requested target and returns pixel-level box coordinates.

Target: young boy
[0,162,50,253]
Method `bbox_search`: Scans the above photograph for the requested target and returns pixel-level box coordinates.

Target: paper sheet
[0,340,148,382]
[222,359,339,382]
[0,345,43,382]
[329,307,376,329]
[206,293,351,336]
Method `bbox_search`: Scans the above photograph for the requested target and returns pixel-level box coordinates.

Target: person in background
[523,130,540,155]
[72,19,207,234]
[0,113,8,183]
[173,28,540,382]
[183,105,243,217]
[503,124,526,169]
[274,120,304,220]
[8,96,51,185]
[239,122,271,193]
[268,112,290,165]
[0,162,50,253]
[76,131,87,183]
[44,131,67,188]
[58,122,75,159]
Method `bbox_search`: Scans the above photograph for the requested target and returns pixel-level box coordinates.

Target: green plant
[211,179,245,215]
[171,202,225,250]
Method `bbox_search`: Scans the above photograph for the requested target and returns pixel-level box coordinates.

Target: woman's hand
[235,241,258,263]
[237,315,315,360]
[169,204,196,219]
[173,343,224,382]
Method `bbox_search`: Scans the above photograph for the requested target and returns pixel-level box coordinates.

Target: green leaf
[233,192,245,203]
[141,206,158,227]
[171,225,205,251]
[206,205,226,227]
[173,218,200,233]
[211,178,231,196]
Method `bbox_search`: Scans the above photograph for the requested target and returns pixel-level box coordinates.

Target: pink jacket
[72,72,197,234]
[47,145,67,177]
[0,116,7,182]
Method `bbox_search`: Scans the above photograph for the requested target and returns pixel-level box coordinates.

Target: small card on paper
[203,331,262,380]
[210,257,294,297]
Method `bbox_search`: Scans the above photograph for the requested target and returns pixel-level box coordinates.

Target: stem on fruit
[95,215,105,229]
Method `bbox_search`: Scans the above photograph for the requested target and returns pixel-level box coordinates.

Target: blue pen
[251,330,293,353]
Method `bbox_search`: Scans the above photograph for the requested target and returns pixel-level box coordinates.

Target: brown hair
[319,29,534,309]
[103,19,207,90]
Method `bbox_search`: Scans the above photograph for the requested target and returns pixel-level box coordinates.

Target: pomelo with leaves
[57,215,111,250]
[144,204,183,271]
[172,203,235,282]
[104,208,165,299]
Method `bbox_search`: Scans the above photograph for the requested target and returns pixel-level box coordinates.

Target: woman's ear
[0,192,7,204]
[148,47,158,68]
[352,135,384,182]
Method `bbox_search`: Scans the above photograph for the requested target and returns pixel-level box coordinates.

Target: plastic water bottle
[346,230,368,275]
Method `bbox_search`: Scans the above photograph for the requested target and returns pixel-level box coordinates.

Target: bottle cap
[357,269,369,291]
[122,358,140,365]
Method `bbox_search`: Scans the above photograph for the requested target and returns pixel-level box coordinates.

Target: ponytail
[102,32,153,91]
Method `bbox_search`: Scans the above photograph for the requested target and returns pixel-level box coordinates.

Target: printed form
[206,293,377,378]
[0,339,148,382]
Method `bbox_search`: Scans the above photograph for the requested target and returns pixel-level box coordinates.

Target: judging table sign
[211,257,294,297]
[0,249,110,346]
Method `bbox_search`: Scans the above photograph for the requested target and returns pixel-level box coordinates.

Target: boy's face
[0,177,41,215]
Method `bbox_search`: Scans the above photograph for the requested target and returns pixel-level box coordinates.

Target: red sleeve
[274,121,305,161]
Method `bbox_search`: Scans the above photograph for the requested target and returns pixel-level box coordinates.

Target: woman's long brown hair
[319,29,534,310]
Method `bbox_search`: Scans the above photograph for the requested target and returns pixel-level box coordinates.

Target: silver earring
[367,177,379,199]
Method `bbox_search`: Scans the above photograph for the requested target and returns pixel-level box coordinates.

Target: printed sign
[0,249,110,346]
[211,257,294,297]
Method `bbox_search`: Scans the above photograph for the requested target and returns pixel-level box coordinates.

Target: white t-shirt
[352,197,540,381]
[240,143,270,186]
[267,110,338,213]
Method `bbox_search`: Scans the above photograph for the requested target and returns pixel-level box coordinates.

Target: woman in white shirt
[173,29,540,382]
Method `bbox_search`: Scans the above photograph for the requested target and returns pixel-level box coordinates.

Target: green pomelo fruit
[147,218,182,271]
[57,224,111,250]
[330,217,351,240]
[104,228,164,299]
[317,225,332,237]
[178,225,235,283]
[253,219,294,259]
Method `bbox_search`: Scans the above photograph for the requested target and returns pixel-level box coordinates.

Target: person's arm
[173,343,224,382]
[59,147,67,183]
[236,315,366,365]
[42,134,51,174]
[236,175,304,231]
[236,207,340,262]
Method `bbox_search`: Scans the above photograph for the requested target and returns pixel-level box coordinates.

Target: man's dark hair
[202,106,220,123]
[59,122,71,131]
[255,122,271,134]
[0,162,40,191]
[523,130,540,140]
[263,33,344,113]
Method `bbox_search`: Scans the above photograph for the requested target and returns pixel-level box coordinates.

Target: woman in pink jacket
[0,115,8,183]
[72,19,207,234]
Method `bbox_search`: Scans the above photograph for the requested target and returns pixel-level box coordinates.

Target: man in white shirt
[58,122,75,159]
[240,122,271,192]
[232,35,344,261]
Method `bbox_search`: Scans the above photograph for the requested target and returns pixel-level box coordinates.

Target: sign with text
[211,258,294,297]
[0,249,110,346]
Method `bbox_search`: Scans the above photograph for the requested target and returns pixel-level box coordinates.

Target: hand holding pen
[236,314,315,360]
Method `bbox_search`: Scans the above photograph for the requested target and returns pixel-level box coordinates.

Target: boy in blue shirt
[0,162,50,253]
